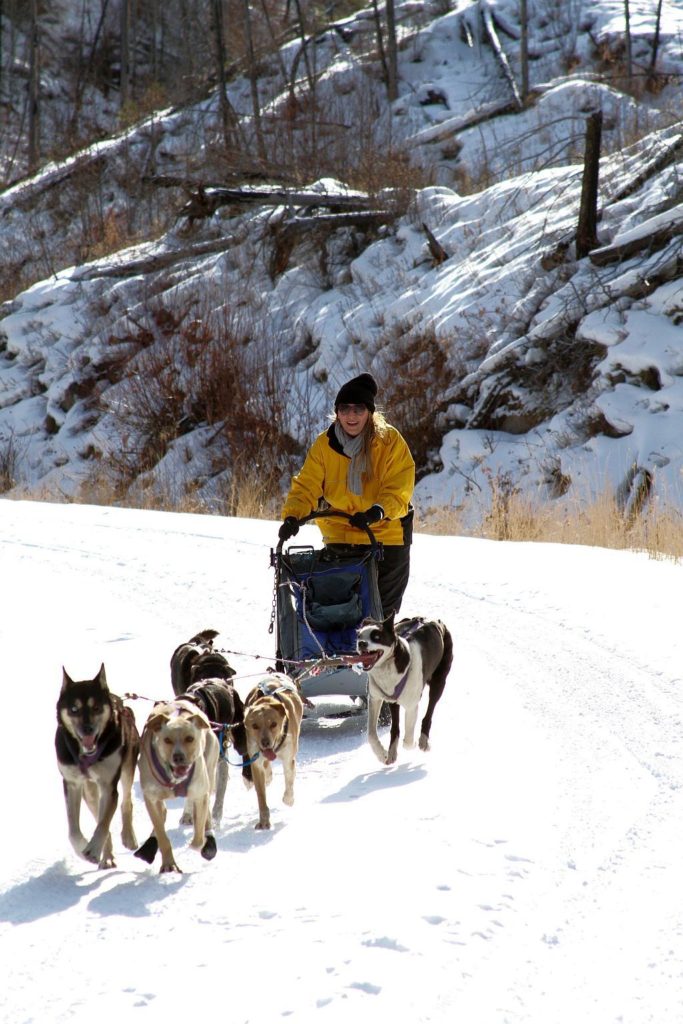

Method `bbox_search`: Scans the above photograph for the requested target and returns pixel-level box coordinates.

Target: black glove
[348,505,384,530]
[278,516,300,541]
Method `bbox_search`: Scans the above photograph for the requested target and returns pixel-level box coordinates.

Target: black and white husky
[357,614,453,765]
[55,664,139,869]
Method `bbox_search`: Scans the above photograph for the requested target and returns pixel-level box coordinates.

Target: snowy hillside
[2,500,683,1023]
[1,0,683,520]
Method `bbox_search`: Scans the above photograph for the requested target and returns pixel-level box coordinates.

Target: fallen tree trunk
[410,97,524,147]
[589,208,683,266]
[480,0,523,110]
[606,129,683,207]
[144,175,384,220]
[269,209,392,276]
[74,236,241,279]
[537,129,683,267]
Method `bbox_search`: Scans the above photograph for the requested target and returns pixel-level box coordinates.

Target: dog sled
[270,510,383,704]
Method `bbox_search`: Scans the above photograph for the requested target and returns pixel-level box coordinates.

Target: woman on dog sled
[279,372,415,617]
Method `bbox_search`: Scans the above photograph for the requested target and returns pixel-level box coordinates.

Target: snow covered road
[1,500,682,1023]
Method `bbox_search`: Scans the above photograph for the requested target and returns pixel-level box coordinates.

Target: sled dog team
[56,617,452,873]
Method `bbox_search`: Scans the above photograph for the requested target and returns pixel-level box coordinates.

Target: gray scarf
[334,421,367,496]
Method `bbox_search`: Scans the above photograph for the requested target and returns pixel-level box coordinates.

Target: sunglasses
[337,403,368,415]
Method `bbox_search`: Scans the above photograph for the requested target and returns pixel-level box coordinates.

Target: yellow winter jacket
[282,423,415,546]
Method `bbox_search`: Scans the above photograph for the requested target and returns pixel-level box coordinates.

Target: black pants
[377,544,411,618]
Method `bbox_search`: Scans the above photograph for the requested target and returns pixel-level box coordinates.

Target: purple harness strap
[78,747,103,775]
[373,638,411,701]
[148,741,195,797]
[374,666,410,702]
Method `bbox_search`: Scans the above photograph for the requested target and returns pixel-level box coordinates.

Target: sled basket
[271,511,383,699]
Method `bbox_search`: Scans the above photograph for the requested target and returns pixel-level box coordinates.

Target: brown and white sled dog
[357,614,453,765]
[170,628,250,824]
[135,698,219,873]
[243,674,304,830]
[55,664,139,869]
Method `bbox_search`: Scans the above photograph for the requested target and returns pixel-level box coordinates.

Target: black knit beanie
[334,373,378,412]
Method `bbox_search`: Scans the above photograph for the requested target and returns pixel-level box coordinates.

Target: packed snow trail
[1,501,682,1023]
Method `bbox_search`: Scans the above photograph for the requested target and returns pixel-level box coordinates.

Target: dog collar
[78,747,103,773]
[146,738,196,797]
[273,717,289,753]
[60,730,105,776]
[61,724,116,770]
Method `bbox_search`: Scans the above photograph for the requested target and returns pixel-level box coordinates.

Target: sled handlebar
[275,509,381,557]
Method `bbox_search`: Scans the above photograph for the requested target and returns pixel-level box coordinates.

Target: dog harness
[371,618,431,700]
[60,729,116,777]
[372,665,410,701]
[371,637,413,701]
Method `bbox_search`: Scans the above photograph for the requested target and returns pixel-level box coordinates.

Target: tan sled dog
[243,674,303,830]
[135,699,218,872]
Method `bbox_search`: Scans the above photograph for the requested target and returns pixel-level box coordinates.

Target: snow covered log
[144,176,384,220]
[268,209,393,276]
[480,0,523,110]
[590,205,683,266]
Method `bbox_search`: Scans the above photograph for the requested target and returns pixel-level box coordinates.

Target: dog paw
[70,834,88,856]
[179,813,193,827]
[418,734,431,751]
[255,820,271,830]
[160,861,182,874]
[122,830,138,851]
[369,739,387,763]
[81,843,103,865]
[99,855,116,870]
[283,792,294,807]
[201,835,217,861]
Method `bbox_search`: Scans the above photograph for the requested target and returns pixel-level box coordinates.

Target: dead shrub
[375,323,453,479]
[102,298,301,503]
[0,431,22,493]
[261,81,433,199]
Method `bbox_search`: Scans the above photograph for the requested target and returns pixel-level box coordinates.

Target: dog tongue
[360,651,380,669]
[262,748,276,762]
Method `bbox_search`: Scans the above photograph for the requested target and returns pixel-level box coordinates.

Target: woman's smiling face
[337,403,370,437]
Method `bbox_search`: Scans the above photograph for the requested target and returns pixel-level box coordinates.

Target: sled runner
[271,510,383,702]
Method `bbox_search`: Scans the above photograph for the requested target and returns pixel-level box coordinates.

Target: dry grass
[11,468,683,563]
[0,431,23,493]
[75,453,282,520]
[420,489,683,562]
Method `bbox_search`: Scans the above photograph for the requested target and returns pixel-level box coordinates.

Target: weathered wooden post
[576,110,603,259]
